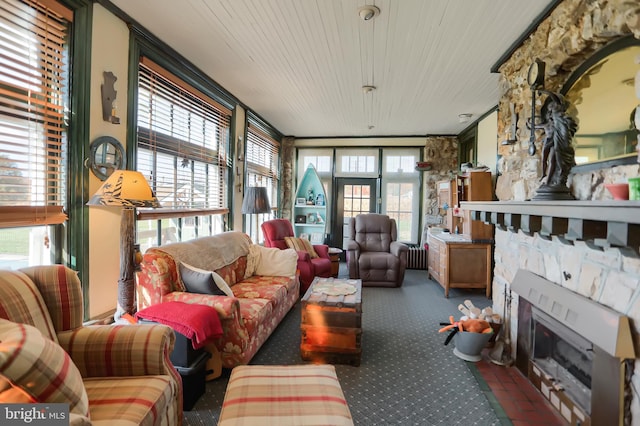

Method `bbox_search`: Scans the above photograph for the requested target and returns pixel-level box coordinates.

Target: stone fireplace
[463,201,640,425]
[457,1,640,423]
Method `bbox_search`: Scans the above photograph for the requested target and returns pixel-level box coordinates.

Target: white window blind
[246,125,279,181]
[244,124,279,242]
[246,124,279,206]
[136,58,231,217]
[0,0,71,227]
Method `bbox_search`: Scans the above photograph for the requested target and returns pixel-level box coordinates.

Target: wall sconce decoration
[501,103,518,145]
[526,59,546,155]
[101,71,120,124]
[236,135,244,161]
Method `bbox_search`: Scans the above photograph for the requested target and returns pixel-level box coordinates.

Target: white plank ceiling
[109,0,554,137]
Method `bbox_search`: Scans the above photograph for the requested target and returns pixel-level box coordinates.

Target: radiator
[407,247,428,270]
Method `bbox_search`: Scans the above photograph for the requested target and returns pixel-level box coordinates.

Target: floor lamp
[87,170,160,322]
[241,187,270,242]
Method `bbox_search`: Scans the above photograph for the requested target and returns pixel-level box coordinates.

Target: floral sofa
[137,231,299,368]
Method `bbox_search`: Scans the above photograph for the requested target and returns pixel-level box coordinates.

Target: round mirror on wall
[88,136,126,181]
[563,37,640,170]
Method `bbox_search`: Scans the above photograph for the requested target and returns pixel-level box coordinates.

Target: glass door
[332,178,377,250]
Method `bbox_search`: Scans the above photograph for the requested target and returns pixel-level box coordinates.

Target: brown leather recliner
[346,214,408,287]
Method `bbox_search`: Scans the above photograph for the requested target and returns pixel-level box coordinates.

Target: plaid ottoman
[218,365,354,425]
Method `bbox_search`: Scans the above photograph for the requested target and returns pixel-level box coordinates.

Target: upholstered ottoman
[218,365,354,425]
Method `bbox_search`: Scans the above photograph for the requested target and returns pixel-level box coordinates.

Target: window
[335,149,377,177]
[136,58,231,251]
[298,149,332,178]
[0,0,72,268]
[381,148,420,243]
[297,147,422,244]
[245,121,279,242]
[343,183,372,218]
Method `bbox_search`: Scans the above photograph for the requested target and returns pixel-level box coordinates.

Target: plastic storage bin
[176,352,210,411]
[138,319,205,367]
[170,329,204,368]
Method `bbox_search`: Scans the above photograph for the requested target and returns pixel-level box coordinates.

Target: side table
[328,247,342,278]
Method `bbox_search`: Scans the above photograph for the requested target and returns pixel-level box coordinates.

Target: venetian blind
[137,58,231,215]
[0,0,71,227]
[246,124,280,184]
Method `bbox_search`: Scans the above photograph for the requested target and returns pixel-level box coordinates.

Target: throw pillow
[244,244,262,279]
[179,262,234,297]
[254,246,298,277]
[0,318,90,416]
[284,236,319,259]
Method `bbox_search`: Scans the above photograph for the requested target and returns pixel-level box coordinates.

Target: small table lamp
[87,170,160,321]
[241,187,271,242]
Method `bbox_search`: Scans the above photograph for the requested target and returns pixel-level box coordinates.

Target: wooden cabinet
[427,234,441,284]
[437,172,493,239]
[430,171,494,298]
[457,171,494,241]
[427,232,491,298]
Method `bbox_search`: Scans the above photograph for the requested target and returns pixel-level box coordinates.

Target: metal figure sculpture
[530,90,577,200]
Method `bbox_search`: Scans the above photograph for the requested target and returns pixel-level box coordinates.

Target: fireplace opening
[531,307,593,414]
[513,269,635,426]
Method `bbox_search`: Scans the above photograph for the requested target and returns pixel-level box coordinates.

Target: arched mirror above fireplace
[563,36,640,172]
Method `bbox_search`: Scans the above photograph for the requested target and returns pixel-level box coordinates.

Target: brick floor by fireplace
[475,359,567,425]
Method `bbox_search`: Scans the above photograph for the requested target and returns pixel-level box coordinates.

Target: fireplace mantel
[461,200,640,256]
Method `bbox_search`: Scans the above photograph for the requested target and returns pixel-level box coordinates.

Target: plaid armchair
[0,265,181,425]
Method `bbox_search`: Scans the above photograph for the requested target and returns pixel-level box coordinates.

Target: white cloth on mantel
[156,231,250,272]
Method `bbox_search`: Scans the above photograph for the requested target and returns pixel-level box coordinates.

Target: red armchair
[261,219,332,294]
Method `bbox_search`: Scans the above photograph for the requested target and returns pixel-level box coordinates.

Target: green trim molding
[63,0,93,317]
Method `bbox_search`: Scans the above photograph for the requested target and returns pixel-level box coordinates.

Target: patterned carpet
[183,266,501,425]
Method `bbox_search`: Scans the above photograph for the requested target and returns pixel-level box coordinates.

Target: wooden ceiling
[109,0,556,137]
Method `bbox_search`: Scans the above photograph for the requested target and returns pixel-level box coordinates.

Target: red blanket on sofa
[135,301,222,349]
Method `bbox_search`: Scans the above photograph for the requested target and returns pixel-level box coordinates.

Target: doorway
[332,178,377,250]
